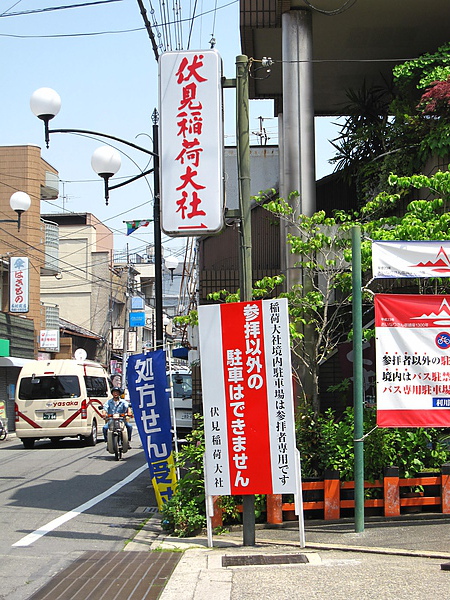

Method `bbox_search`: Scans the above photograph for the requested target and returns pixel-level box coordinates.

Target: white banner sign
[39,329,60,351]
[372,240,450,278]
[375,294,450,427]
[198,298,298,496]
[159,50,224,236]
[9,257,29,313]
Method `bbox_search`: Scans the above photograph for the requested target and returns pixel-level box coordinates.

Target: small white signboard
[9,257,29,313]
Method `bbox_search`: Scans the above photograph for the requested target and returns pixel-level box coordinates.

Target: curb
[126,516,450,561]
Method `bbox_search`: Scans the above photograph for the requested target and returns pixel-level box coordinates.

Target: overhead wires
[302,0,357,16]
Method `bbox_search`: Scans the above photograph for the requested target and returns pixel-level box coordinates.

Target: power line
[0,0,124,18]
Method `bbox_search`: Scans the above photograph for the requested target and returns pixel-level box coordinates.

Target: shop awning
[0,357,32,367]
[172,347,189,360]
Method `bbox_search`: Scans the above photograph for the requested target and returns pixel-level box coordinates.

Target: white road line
[12,463,148,547]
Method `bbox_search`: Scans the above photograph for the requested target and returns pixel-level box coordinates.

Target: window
[170,372,192,398]
[85,376,109,397]
[19,376,81,400]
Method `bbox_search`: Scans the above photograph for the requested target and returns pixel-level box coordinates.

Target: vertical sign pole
[204,454,214,548]
[166,341,180,478]
[295,449,306,547]
[352,226,365,533]
[236,54,255,546]
[153,111,164,350]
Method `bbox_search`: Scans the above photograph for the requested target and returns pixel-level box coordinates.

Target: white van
[15,359,111,449]
[167,367,193,438]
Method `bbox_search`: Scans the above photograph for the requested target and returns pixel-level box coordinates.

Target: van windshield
[18,376,81,400]
[170,372,192,398]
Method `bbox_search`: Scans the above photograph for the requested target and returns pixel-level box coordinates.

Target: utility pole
[121,257,132,390]
[152,110,164,350]
[236,54,255,547]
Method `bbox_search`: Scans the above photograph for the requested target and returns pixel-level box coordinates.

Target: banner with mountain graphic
[372,241,450,278]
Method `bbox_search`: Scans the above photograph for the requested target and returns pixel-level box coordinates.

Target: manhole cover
[222,554,309,567]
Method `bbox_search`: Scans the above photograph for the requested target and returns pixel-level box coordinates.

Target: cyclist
[101,387,133,446]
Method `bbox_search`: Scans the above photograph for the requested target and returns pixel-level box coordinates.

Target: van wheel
[85,420,98,446]
[23,439,35,449]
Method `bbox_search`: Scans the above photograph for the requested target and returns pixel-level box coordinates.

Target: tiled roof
[60,318,101,340]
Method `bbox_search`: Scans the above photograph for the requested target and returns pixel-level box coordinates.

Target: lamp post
[30,88,165,361]
[0,192,31,231]
[164,255,179,282]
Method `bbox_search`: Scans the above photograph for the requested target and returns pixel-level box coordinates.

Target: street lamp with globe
[164,255,179,282]
[0,192,31,231]
[30,87,166,348]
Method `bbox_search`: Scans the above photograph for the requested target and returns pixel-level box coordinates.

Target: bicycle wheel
[112,435,120,460]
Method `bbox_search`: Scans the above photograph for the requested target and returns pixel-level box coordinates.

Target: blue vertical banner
[127,350,177,509]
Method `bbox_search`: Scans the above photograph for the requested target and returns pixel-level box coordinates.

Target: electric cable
[0,0,123,18]
[302,0,357,16]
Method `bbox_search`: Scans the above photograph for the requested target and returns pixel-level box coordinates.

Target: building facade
[0,145,59,430]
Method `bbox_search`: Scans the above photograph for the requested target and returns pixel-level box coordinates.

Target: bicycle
[0,418,8,441]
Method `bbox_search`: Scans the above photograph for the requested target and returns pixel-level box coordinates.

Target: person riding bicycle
[101,387,133,446]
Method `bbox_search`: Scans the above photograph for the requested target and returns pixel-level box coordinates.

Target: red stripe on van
[58,399,104,427]
[15,405,42,429]
[90,399,104,417]
[60,408,82,428]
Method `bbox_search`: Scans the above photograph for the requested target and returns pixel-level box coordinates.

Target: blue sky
[1,0,338,256]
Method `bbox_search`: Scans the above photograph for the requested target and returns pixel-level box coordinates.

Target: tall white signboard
[159,50,224,236]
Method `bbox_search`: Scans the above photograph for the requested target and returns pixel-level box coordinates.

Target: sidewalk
[27,512,450,599]
[126,513,450,600]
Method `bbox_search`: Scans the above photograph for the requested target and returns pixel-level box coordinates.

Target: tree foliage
[331,42,450,204]
[253,165,450,410]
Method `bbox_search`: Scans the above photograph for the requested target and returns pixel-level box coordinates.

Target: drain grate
[222,554,309,567]
[134,506,159,513]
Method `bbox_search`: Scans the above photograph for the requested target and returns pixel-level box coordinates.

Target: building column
[281,7,316,218]
[281,9,317,405]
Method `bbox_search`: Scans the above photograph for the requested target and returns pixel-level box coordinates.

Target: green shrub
[296,405,449,480]
[161,407,450,537]
[160,416,207,537]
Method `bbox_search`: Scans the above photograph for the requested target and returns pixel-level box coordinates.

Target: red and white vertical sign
[159,50,224,236]
[375,294,450,427]
[198,299,298,496]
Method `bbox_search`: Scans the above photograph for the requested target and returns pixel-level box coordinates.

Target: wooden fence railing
[211,464,450,527]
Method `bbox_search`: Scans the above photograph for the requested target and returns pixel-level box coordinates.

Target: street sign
[131,296,145,310]
[129,312,145,327]
[39,329,60,352]
[159,50,224,237]
[9,257,29,313]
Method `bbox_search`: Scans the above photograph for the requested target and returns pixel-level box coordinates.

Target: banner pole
[295,449,306,547]
[352,226,365,533]
[166,341,180,479]
[204,454,214,548]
